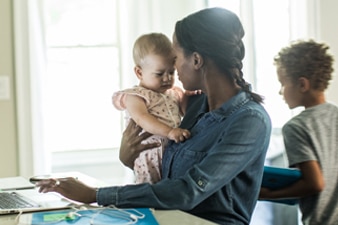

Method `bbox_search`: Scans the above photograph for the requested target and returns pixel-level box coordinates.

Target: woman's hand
[36,177,97,204]
[119,120,160,169]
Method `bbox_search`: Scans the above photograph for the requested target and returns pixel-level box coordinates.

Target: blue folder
[29,208,159,225]
[261,166,302,205]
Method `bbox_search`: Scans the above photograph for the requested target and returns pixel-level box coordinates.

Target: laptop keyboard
[0,192,38,209]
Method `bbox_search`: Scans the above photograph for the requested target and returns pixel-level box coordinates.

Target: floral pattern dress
[113,86,183,183]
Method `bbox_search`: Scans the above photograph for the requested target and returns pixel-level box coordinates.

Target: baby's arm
[181,90,202,115]
[172,86,202,115]
[124,94,190,143]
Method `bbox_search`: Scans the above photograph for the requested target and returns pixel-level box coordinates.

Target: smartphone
[29,175,62,184]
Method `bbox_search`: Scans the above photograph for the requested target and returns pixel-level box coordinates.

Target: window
[43,0,122,152]
[42,1,207,157]
[208,0,308,129]
[23,0,207,184]
[16,0,312,185]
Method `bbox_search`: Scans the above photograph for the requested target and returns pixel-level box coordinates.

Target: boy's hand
[259,187,272,200]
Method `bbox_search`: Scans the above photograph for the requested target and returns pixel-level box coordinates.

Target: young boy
[113,33,192,184]
[259,40,338,225]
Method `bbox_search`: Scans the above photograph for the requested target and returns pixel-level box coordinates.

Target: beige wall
[0,0,337,178]
[319,0,338,104]
[0,0,18,177]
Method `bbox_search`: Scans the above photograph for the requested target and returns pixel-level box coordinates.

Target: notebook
[0,177,77,215]
[261,166,302,205]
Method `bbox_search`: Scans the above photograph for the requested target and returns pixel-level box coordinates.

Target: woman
[37,7,272,224]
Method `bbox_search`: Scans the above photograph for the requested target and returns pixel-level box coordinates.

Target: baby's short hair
[133,33,173,66]
[274,40,334,91]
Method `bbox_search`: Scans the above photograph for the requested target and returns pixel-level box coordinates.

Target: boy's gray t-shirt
[282,102,338,225]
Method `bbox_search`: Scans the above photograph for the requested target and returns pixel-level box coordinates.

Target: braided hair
[175,7,263,103]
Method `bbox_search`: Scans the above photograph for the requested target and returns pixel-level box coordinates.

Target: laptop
[261,166,302,205]
[0,176,77,215]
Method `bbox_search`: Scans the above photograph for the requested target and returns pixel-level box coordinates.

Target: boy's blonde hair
[133,33,173,66]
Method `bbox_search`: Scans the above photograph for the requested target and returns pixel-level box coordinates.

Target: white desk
[0,209,216,225]
[154,210,217,224]
[0,172,216,224]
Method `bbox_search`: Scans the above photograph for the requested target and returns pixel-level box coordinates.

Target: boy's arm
[125,94,190,142]
[259,160,324,200]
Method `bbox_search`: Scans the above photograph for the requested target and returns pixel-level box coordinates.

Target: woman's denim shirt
[97,91,272,225]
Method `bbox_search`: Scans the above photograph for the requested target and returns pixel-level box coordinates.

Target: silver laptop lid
[0,189,77,215]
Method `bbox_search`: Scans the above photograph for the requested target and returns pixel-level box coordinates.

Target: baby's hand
[184,89,202,96]
[167,128,191,143]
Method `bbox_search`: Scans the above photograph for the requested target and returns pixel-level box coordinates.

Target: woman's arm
[37,100,271,211]
[95,105,272,209]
